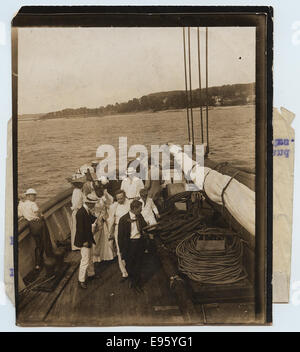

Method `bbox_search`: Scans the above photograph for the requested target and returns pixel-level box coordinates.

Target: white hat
[98,176,109,185]
[126,167,136,175]
[79,164,94,175]
[70,174,86,184]
[25,188,37,195]
[85,193,99,204]
[91,160,99,165]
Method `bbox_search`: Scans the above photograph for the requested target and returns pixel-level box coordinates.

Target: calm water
[18,105,255,204]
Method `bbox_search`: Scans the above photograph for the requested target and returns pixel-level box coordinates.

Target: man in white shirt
[139,188,160,226]
[108,189,130,281]
[118,200,148,292]
[18,188,44,270]
[120,167,144,202]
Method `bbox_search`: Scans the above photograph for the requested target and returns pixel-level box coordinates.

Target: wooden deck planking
[188,278,255,304]
[17,248,256,326]
[200,302,256,324]
[17,252,79,326]
[44,251,190,326]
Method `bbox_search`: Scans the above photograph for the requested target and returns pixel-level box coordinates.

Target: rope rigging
[182,28,191,144]
[182,27,210,154]
[187,27,195,147]
[205,27,209,154]
[197,27,204,144]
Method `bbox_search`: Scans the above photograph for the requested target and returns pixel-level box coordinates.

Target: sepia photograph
[13,8,272,326]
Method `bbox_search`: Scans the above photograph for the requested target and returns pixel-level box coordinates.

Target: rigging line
[188,27,195,147]
[197,27,204,144]
[183,27,191,143]
[205,27,209,154]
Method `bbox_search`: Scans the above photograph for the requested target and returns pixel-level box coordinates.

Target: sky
[18,26,255,115]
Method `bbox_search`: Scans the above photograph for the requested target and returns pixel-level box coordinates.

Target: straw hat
[25,188,37,195]
[85,193,99,204]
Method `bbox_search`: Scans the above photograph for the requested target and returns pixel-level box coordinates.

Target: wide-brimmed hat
[91,160,99,166]
[98,176,109,185]
[126,167,136,176]
[79,164,94,175]
[85,193,99,204]
[67,174,86,184]
[25,188,37,195]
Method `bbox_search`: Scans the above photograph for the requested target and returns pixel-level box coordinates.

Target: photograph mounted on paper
[12,7,272,326]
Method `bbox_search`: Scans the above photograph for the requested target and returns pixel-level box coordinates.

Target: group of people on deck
[70,160,164,292]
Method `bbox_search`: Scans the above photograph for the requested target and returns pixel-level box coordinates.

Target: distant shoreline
[19,104,255,122]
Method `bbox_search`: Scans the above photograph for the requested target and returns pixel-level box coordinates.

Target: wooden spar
[187,27,195,146]
[205,158,255,192]
[197,27,204,144]
[168,144,255,234]
[205,27,209,154]
[168,144,255,192]
[182,28,191,143]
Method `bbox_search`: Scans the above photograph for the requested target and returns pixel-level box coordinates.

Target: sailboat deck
[18,250,190,326]
[17,247,255,326]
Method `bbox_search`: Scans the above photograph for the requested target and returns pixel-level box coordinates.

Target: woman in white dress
[92,189,116,263]
[70,176,85,251]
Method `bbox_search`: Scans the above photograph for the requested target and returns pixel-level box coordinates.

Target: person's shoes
[78,281,87,289]
[119,277,128,284]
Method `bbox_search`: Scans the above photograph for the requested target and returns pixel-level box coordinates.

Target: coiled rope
[176,228,247,285]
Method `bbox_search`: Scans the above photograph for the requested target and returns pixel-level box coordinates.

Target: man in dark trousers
[118,200,148,292]
[74,193,99,289]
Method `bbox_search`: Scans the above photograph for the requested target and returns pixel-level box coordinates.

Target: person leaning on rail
[18,188,45,271]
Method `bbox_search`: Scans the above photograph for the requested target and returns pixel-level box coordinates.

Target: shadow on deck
[17,248,191,326]
[17,245,255,326]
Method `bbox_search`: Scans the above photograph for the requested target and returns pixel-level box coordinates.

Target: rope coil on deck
[176,228,247,285]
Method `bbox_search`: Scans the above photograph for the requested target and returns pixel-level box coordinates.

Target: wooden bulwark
[18,188,73,289]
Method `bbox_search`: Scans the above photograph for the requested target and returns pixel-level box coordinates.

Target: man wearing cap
[118,200,148,292]
[18,189,44,270]
[74,193,100,289]
[120,167,144,203]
